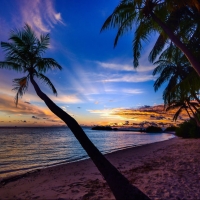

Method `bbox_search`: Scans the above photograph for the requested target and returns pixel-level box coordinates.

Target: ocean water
[0,127,174,179]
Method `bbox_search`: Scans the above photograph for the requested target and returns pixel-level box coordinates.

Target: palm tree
[101,0,200,76]
[0,24,150,200]
[152,45,200,125]
[166,91,200,126]
[152,45,200,102]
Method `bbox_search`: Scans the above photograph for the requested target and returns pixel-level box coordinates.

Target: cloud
[96,61,155,72]
[103,74,155,83]
[0,93,53,119]
[18,0,65,33]
[112,105,189,123]
[51,94,83,104]
[121,89,144,94]
[96,61,134,71]
[88,104,190,127]
[87,108,124,120]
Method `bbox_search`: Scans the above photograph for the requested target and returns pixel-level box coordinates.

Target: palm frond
[172,106,185,121]
[0,61,22,72]
[12,76,29,106]
[35,58,62,73]
[149,34,168,62]
[37,73,57,95]
[100,1,136,31]
[35,34,50,56]
[133,18,155,67]
[101,1,138,48]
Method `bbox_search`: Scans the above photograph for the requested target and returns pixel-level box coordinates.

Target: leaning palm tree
[0,24,150,200]
[101,0,200,76]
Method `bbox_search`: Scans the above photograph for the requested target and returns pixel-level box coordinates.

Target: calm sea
[0,127,174,179]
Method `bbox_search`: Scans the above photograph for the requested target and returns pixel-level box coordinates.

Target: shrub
[176,119,200,138]
[92,126,113,130]
[146,126,162,133]
[164,126,177,132]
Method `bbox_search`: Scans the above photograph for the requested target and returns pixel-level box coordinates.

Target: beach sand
[0,137,200,200]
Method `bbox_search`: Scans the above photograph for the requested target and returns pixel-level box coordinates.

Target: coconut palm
[0,24,150,200]
[152,45,200,125]
[149,2,200,63]
[101,0,200,76]
[152,45,200,101]
[166,91,200,125]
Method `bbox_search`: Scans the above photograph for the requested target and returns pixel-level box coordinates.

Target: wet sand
[0,137,200,199]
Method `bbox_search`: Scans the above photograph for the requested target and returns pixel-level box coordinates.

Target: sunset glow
[0,0,189,127]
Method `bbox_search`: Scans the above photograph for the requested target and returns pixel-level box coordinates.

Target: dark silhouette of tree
[152,45,200,125]
[0,24,150,200]
[101,0,200,76]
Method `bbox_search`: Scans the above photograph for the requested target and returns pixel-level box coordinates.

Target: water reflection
[0,127,174,178]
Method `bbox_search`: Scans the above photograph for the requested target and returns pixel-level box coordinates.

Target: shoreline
[0,136,174,182]
[1,137,200,199]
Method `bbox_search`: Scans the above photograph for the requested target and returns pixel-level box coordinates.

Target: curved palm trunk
[30,75,150,200]
[151,12,200,76]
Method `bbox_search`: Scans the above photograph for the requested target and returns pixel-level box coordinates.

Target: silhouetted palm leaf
[36,58,62,73]
[12,76,29,106]
[37,73,57,95]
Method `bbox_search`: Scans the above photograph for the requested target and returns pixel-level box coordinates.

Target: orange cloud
[0,93,65,126]
[88,105,191,128]
[0,94,46,117]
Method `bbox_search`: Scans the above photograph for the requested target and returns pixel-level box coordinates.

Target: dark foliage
[146,126,162,133]
[92,126,113,130]
[164,126,177,132]
[176,119,200,138]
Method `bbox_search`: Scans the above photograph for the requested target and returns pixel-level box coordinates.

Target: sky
[0,0,189,127]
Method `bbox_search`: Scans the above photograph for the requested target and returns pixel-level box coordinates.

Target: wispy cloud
[51,94,83,104]
[121,89,144,94]
[96,61,155,72]
[0,94,48,117]
[18,0,65,33]
[103,74,155,83]
[0,93,66,125]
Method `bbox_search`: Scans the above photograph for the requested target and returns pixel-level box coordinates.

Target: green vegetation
[176,119,200,138]
[146,126,163,133]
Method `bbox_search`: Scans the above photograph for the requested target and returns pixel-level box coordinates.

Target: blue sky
[0,0,186,127]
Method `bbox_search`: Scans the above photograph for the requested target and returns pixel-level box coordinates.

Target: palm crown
[101,0,200,75]
[0,24,62,105]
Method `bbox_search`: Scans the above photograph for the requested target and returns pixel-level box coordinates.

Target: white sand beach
[0,137,200,200]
